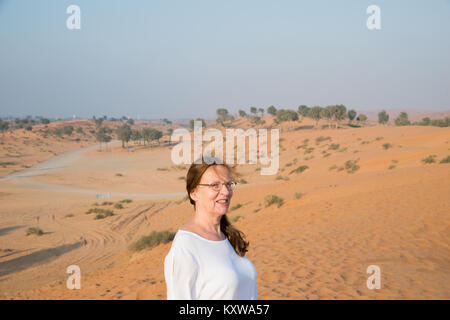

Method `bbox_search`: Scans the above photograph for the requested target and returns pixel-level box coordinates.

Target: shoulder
[170,230,199,252]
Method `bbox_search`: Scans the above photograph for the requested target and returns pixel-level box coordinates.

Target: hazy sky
[1,0,449,119]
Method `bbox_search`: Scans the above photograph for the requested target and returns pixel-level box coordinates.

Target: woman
[164,159,257,300]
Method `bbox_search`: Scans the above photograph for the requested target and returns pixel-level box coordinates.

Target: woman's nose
[219,183,231,195]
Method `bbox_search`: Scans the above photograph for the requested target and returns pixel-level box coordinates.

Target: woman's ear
[190,188,198,202]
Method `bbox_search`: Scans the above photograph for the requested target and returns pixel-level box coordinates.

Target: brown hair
[186,159,249,257]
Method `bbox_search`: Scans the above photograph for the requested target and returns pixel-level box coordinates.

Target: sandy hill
[0,118,449,300]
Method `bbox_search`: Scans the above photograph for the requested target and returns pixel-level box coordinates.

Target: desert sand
[0,118,449,299]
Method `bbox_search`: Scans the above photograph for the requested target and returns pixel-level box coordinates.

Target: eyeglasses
[198,181,237,192]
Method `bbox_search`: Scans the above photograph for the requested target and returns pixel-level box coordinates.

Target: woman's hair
[186,158,249,257]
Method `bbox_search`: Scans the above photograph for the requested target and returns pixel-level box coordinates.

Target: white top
[164,229,258,300]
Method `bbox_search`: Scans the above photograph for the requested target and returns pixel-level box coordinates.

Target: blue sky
[0,0,449,119]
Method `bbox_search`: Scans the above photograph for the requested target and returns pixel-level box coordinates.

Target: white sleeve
[164,246,199,300]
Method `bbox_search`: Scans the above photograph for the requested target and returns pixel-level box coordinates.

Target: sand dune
[0,120,449,299]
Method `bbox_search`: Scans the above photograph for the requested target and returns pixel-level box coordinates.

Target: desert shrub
[102,201,113,206]
[94,209,114,220]
[26,227,43,236]
[63,126,74,135]
[421,155,436,164]
[295,192,303,199]
[119,199,133,203]
[344,159,360,173]
[129,230,175,252]
[382,143,392,150]
[375,136,384,141]
[231,203,243,211]
[329,143,340,150]
[115,173,123,177]
[114,203,124,209]
[275,176,289,181]
[65,214,75,218]
[304,147,314,154]
[439,155,450,163]
[53,128,63,137]
[329,165,338,170]
[290,165,308,175]
[264,195,284,208]
[388,165,396,170]
[239,179,248,184]
[315,136,331,145]
[157,167,169,171]
[231,215,241,222]
[323,153,331,157]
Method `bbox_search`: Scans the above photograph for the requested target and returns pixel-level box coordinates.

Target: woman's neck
[193,209,223,236]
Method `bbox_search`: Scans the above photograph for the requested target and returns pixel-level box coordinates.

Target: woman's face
[190,165,233,217]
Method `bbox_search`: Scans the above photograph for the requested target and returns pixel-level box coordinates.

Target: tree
[378,110,389,125]
[420,117,431,126]
[250,107,257,115]
[96,127,111,151]
[117,124,132,148]
[216,108,233,126]
[275,109,298,122]
[394,112,411,126]
[238,110,247,118]
[297,105,310,119]
[258,108,264,118]
[320,106,334,129]
[267,106,277,116]
[332,104,347,128]
[0,120,9,136]
[93,116,104,128]
[308,106,323,128]
[357,114,367,124]
[40,118,50,124]
[347,109,357,124]
[190,118,206,130]
[142,128,163,145]
[131,129,142,144]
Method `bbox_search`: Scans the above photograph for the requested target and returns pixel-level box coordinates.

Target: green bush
[231,203,243,211]
[315,136,331,145]
[439,155,450,164]
[382,143,392,150]
[421,155,436,164]
[232,215,241,222]
[129,230,175,252]
[119,199,133,203]
[94,210,114,220]
[290,165,309,174]
[114,203,124,209]
[344,159,360,173]
[26,227,43,236]
[264,195,284,208]
[328,143,340,150]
